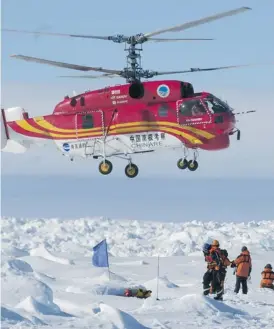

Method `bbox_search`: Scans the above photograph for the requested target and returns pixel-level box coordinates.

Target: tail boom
[1,106,49,153]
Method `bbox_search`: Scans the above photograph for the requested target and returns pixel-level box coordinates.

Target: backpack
[220,249,228,258]
[219,249,231,267]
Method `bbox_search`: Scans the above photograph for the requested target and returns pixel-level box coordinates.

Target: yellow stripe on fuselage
[16,119,102,138]
[181,125,215,139]
[33,117,215,139]
[16,119,203,144]
[16,120,51,136]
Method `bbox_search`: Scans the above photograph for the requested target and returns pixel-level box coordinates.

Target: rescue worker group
[202,240,274,301]
[125,240,274,300]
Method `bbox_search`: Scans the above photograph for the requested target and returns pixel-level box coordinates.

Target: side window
[82,114,94,128]
[158,104,168,117]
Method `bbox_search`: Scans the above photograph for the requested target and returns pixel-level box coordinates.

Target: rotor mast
[125,35,144,83]
[125,41,142,83]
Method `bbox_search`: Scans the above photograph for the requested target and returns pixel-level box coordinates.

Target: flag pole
[106,239,111,281]
[156,254,160,300]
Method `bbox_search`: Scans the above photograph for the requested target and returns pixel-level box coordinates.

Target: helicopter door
[74,110,105,156]
[176,99,212,126]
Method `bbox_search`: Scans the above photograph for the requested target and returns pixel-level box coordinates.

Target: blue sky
[1,0,274,178]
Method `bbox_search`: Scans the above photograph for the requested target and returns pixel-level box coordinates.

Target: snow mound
[65,270,140,296]
[15,295,72,317]
[1,257,57,308]
[145,275,179,289]
[34,271,56,283]
[1,244,29,258]
[1,306,31,323]
[30,244,74,265]
[1,306,45,325]
[4,259,33,274]
[109,271,128,282]
[179,294,249,317]
[98,302,150,329]
[66,285,86,294]
[3,217,274,256]
[113,260,149,266]
[90,271,128,284]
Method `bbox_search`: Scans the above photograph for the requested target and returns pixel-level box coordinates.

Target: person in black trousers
[231,246,252,294]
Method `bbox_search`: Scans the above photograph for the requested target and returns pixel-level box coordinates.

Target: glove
[231,262,236,268]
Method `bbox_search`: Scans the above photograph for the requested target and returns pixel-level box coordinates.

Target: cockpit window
[179,99,207,116]
[203,96,230,114]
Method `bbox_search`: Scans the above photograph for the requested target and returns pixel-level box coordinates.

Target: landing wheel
[99,159,113,175]
[125,163,139,178]
[187,160,199,171]
[177,158,188,170]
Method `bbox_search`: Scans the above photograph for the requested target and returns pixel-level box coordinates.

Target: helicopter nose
[228,113,236,132]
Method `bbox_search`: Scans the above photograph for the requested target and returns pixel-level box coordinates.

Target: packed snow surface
[1,216,274,328]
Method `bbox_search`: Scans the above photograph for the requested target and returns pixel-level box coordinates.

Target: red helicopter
[0,6,268,178]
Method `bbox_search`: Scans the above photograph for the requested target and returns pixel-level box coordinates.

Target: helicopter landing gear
[99,159,113,175]
[177,158,199,171]
[177,148,199,172]
[177,158,188,170]
[187,159,199,171]
[125,161,139,178]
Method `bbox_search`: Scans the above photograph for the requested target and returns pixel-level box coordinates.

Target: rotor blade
[148,37,214,42]
[2,28,112,40]
[153,62,274,76]
[10,54,122,74]
[58,73,118,79]
[144,7,251,38]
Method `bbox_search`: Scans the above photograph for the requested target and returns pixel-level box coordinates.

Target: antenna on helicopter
[2,6,258,84]
[234,110,256,115]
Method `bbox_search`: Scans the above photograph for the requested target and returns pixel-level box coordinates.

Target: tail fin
[1,108,9,149]
[1,107,31,153]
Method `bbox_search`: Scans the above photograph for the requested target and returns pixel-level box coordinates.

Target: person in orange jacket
[203,240,231,300]
[231,246,252,294]
[260,264,274,290]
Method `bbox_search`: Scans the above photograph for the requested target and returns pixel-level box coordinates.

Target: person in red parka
[231,246,252,294]
[260,264,274,289]
[203,240,231,300]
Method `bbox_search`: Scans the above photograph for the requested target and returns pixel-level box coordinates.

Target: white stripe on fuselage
[55,131,182,158]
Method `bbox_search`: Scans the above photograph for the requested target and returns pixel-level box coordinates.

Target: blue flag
[92,239,109,267]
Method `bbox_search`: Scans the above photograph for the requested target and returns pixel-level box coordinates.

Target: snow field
[1,217,274,328]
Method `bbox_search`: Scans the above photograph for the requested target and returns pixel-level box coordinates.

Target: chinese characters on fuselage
[71,142,86,150]
[130,132,165,149]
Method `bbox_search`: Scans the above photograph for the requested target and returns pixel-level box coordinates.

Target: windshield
[203,96,230,114]
[179,99,207,116]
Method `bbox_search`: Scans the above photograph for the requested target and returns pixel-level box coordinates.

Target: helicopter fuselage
[2,80,236,161]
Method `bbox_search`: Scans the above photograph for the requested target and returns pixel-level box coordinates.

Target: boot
[214,295,223,301]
